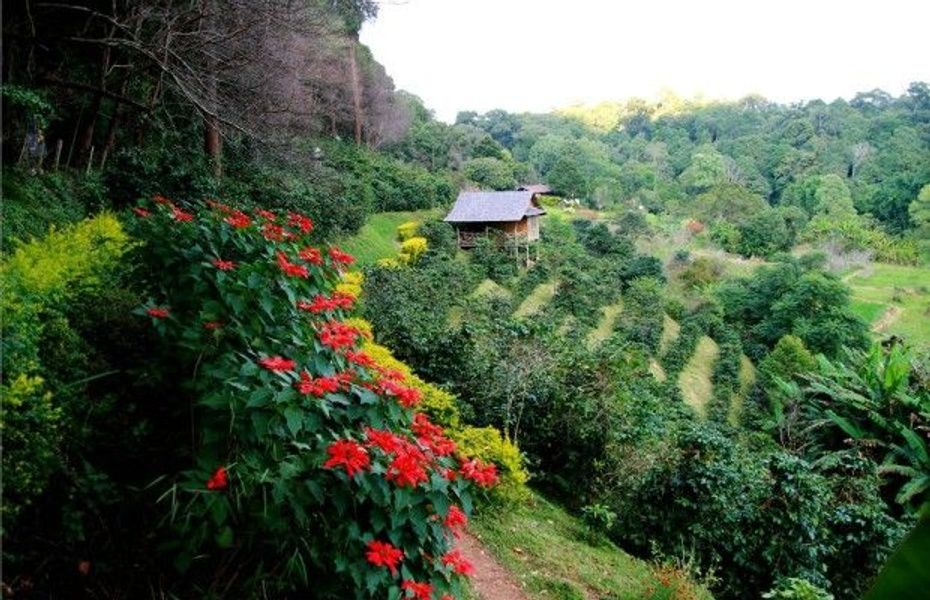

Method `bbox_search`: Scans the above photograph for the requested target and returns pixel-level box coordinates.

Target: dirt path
[459,532,529,600]
[872,305,903,333]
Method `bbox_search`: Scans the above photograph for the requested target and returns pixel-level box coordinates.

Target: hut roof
[444,191,545,223]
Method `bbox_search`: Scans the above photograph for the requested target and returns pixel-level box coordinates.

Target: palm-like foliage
[806,344,930,511]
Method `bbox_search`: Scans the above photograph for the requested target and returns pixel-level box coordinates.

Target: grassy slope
[586,302,623,349]
[338,209,438,266]
[846,263,930,348]
[728,355,757,426]
[514,282,558,318]
[472,493,713,600]
[678,336,719,419]
[658,314,681,356]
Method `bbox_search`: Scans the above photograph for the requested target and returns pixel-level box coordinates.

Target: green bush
[131,199,492,596]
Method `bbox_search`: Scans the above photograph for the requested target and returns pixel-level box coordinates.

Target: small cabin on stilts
[443,190,546,265]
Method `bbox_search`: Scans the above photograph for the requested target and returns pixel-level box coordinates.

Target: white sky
[361,0,930,122]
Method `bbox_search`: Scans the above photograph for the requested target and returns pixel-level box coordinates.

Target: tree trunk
[204,112,222,178]
[347,40,364,145]
[202,0,222,177]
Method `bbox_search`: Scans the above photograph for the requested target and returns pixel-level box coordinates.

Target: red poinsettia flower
[345,350,377,369]
[318,321,360,351]
[441,549,474,576]
[323,439,370,477]
[298,294,336,313]
[225,210,251,228]
[364,428,405,454]
[132,207,151,218]
[295,371,341,397]
[401,580,433,600]
[171,206,195,222]
[331,291,355,310]
[153,194,174,206]
[255,208,277,221]
[459,457,499,488]
[147,307,170,319]
[381,379,422,408]
[298,246,322,265]
[203,320,224,330]
[444,505,468,531]
[288,212,314,234]
[258,355,296,372]
[365,540,404,576]
[386,448,429,488]
[211,258,237,271]
[328,247,356,266]
[206,466,228,490]
[262,223,290,241]
[276,251,309,278]
[206,199,233,214]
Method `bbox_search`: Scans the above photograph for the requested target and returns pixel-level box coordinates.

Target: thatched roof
[444,191,545,223]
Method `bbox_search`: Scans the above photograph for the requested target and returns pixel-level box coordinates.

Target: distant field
[846,263,930,348]
[337,209,438,266]
[514,281,558,318]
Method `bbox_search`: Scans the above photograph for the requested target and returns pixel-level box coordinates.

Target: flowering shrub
[397,221,420,242]
[130,198,492,598]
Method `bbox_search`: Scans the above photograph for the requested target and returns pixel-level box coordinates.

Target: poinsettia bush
[130,197,496,598]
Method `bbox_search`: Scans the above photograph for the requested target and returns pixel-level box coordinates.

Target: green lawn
[471,492,713,600]
[678,336,719,419]
[337,209,438,266]
[846,263,930,348]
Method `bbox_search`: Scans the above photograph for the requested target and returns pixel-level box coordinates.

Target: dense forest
[3,1,930,599]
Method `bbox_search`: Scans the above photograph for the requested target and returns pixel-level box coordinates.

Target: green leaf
[284,407,303,436]
[215,525,234,548]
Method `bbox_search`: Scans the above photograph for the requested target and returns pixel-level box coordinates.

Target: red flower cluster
[323,439,370,477]
[386,445,430,488]
[211,258,237,271]
[401,580,433,600]
[171,205,195,222]
[262,223,291,242]
[225,210,252,229]
[255,208,277,221]
[132,207,151,218]
[328,247,355,266]
[153,194,173,206]
[297,292,355,314]
[206,466,228,490]
[444,505,468,532]
[276,251,309,279]
[459,458,499,488]
[147,307,170,319]
[295,371,344,397]
[258,355,296,372]
[206,199,233,213]
[203,320,223,330]
[298,246,322,265]
[364,428,405,454]
[365,540,403,576]
[412,413,456,456]
[288,212,314,234]
[441,549,474,576]
[346,350,378,369]
[318,321,360,351]
[381,379,422,408]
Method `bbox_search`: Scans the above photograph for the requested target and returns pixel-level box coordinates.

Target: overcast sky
[360,0,930,122]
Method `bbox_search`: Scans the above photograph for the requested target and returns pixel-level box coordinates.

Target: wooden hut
[443,191,546,259]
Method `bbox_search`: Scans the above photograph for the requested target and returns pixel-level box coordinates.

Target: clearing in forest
[473,278,513,301]
[649,359,667,382]
[846,263,930,348]
[586,302,623,348]
[678,336,719,419]
[337,209,437,266]
[514,282,558,318]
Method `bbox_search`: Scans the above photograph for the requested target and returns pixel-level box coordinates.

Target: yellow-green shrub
[334,270,363,298]
[399,236,428,265]
[1,214,131,528]
[396,220,420,241]
[350,318,530,502]
[450,426,530,503]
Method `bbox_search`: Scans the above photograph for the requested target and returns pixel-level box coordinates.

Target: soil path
[458,532,529,600]
[872,305,902,333]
